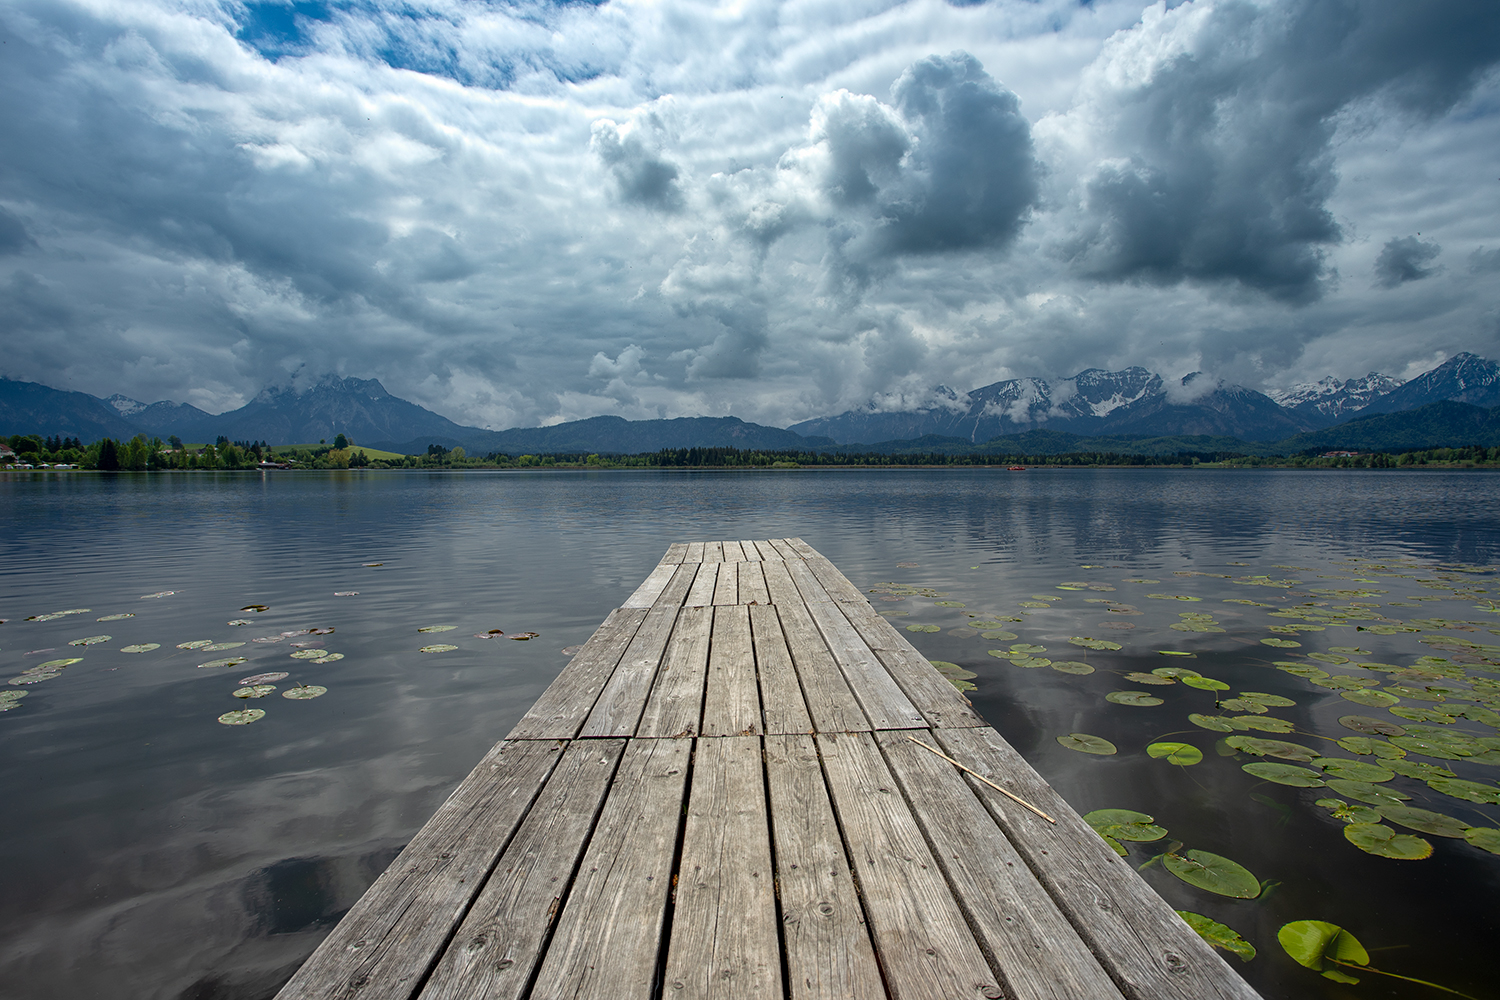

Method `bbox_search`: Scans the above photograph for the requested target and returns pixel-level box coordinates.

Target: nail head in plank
[876,731,1126,1000]
[712,561,740,606]
[763,734,884,1000]
[507,608,649,740]
[815,731,1003,1000]
[804,600,925,731]
[703,541,725,564]
[637,604,713,739]
[748,605,813,736]
[702,605,761,737]
[530,738,692,1000]
[274,739,565,1000]
[685,562,720,608]
[663,736,782,999]
[737,561,771,606]
[775,601,870,734]
[623,561,679,609]
[580,606,680,737]
[419,739,628,1000]
[934,728,1262,1000]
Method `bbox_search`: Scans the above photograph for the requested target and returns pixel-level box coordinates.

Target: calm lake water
[2,468,1497,1000]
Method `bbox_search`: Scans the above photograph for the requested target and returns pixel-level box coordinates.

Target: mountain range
[2,353,1497,456]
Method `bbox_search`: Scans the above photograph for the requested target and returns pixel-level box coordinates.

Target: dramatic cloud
[0,0,1497,427]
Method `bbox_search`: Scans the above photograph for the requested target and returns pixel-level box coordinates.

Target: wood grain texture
[737,540,762,561]
[622,561,679,609]
[763,734,884,1000]
[662,543,689,565]
[837,603,984,729]
[579,605,680,737]
[737,560,771,606]
[805,599,925,731]
[274,740,564,1000]
[637,604,713,739]
[654,562,699,609]
[712,561,740,606]
[934,727,1263,1000]
[760,558,803,606]
[749,605,813,736]
[662,736,781,999]
[749,540,783,562]
[767,538,802,561]
[685,542,706,564]
[785,558,835,605]
[530,738,692,1000]
[507,608,648,740]
[702,605,761,737]
[775,600,870,734]
[721,540,746,562]
[703,541,724,564]
[787,541,865,603]
[876,731,1126,1000]
[685,562,720,608]
[420,740,627,1000]
[815,731,1003,1000]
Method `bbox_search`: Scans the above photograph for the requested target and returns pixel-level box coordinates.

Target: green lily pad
[1339,715,1405,736]
[1387,759,1453,780]
[1070,637,1122,651]
[233,684,276,699]
[1148,742,1203,765]
[1050,660,1095,674]
[1335,736,1406,758]
[1426,777,1500,805]
[1312,758,1394,782]
[1153,666,1201,678]
[1176,911,1256,963]
[1343,823,1433,860]
[417,625,457,633]
[1010,643,1047,654]
[197,657,248,669]
[1018,601,1052,609]
[120,643,160,653]
[1125,672,1176,685]
[1057,733,1117,755]
[1389,736,1465,760]
[1242,762,1324,786]
[67,635,110,646]
[420,644,458,653]
[979,630,1017,641]
[1325,779,1410,807]
[1225,736,1319,762]
[1340,689,1400,707]
[1189,714,1236,732]
[1218,698,1269,714]
[1231,716,1296,733]
[283,684,328,699]
[218,709,265,725]
[1316,798,1383,824]
[1277,663,1329,679]
[289,649,327,660]
[1106,690,1163,707]
[1388,706,1457,724]
[34,658,82,669]
[1261,638,1302,648]
[1465,827,1500,854]
[907,624,941,633]
[203,641,244,652]
[96,613,135,622]
[1308,652,1351,664]
[1182,676,1230,691]
[9,671,61,685]
[1010,657,1052,669]
[240,672,289,685]
[1164,850,1260,898]
[310,652,344,663]
[1278,920,1370,982]
[1147,594,1202,602]
[177,640,213,650]
[1378,805,1469,838]
[1238,692,1296,707]
[934,601,966,607]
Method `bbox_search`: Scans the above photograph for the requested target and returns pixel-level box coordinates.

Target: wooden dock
[276,539,1261,1000]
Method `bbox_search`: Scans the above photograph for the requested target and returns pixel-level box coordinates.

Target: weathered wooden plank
[805,600,925,731]
[786,540,866,603]
[702,605,760,737]
[274,740,564,1000]
[737,540,762,561]
[737,561,771,606]
[662,736,781,999]
[934,728,1263,1000]
[876,731,1126,1000]
[763,735,884,1000]
[760,558,802,606]
[579,606,680,737]
[749,605,813,736]
[507,609,649,740]
[767,538,801,561]
[420,739,627,1000]
[721,540,746,562]
[775,601,870,734]
[662,542,690,565]
[530,738,692,1000]
[785,558,834,605]
[685,562,720,607]
[713,561,740,606]
[815,731,1003,1000]
[685,542,706,563]
[653,562,698,609]
[622,561,679,609]
[637,604,713,739]
[703,541,725,564]
[749,540,783,562]
[838,603,984,729]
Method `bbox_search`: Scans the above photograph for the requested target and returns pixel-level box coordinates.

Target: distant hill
[1357,353,1500,414]
[1,379,142,441]
[376,415,829,456]
[1270,400,1500,454]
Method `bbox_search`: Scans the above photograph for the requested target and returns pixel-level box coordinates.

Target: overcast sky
[2,0,1498,427]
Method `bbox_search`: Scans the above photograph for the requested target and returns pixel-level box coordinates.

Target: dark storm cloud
[0,208,35,255]
[1065,0,1500,302]
[591,120,685,212]
[1374,236,1442,288]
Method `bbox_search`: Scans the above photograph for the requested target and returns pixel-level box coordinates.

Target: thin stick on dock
[906,734,1056,824]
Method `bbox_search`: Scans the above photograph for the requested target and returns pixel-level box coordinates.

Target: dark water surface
[2,469,1497,1000]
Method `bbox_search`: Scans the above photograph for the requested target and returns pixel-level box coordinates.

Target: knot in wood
[1164,953,1186,974]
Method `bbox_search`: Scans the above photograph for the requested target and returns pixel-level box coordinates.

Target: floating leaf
[203,641,244,652]
[1325,779,1410,807]
[1058,733,1117,755]
[418,625,457,633]
[308,627,336,635]
[96,613,135,622]
[1182,676,1230,691]
[1106,690,1163,707]
[363,562,384,567]
[177,640,213,650]
[233,684,276,699]
[218,709,265,725]
[1147,594,1203,602]
[1278,920,1370,982]
[1328,647,1372,655]
[1153,666,1201,679]
[1316,798,1383,824]
[1125,672,1176,685]
[9,671,61,685]
[34,657,82,669]
[475,629,507,638]
[67,635,110,646]
[1164,850,1260,898]
[1177,912,1256,962]
[120,643,160,653]
[1243,762,1324,786]
[1308,652,1350,664]
[1427,777,1500,805]
[1465,827,1500,854]
[0,691,27,711]
[1070,637,1122,651]
[226,619,253,626]
[1379,805,1469,838]
[197,657,248,669]
[1388,706,1457,724]
[283,684,328,699]
[1343,823,1432,860]
[1050,660,1095,675]
[1219,698,1269,714]
[930,661,977,680]
[1389,735,1466,760]
[934,601,966,607]
[310,652,344,663]
[239,671,289,685]
[1010,643,1047,654]
[1387,759,1453,780]
[1339,715,1405,736]
[1225,736,1319,762]
[1233,716,1296,733]
[1312,758,1394,782]
[1148,742,1203,765]
[1340,689,1400,707]
[241,604,269,612]
[290,649,326,660]
[1018,601,1052,609]
[1010,656,1052,669]
[979,630,1018,641]
[1261,638,1302,648]
[509,631,541,640]
[1238,692,1296,708]
[1190,714,1236,732]
[1157,650,1197,657]
[420,644,458,653]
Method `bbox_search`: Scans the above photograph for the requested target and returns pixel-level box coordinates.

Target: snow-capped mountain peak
[106,394,148,417]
